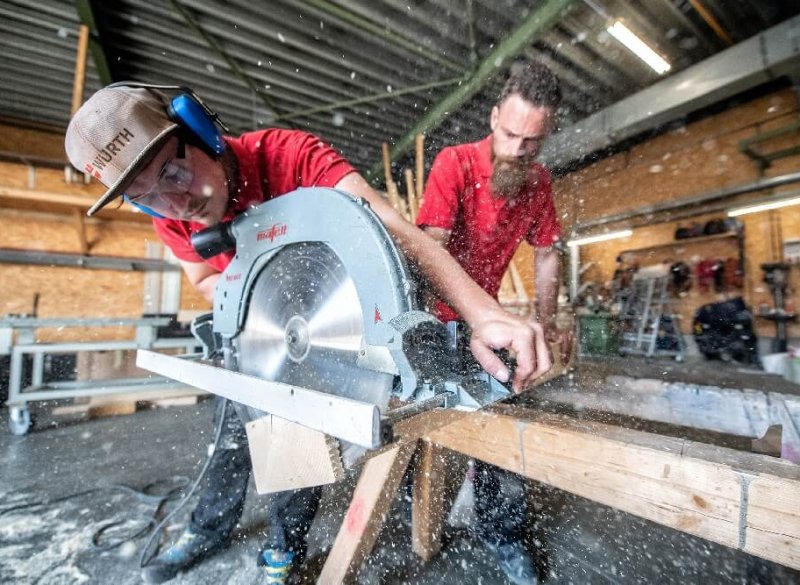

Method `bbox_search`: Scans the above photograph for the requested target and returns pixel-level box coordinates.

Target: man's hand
[469,312,552,394]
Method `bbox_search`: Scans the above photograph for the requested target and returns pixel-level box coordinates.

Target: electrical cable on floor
[0,398,229,565]
[0,472,190,551]
[139,397,228,568]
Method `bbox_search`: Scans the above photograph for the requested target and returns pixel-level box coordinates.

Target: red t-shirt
[416,135,561,322]
[152,129,356,272]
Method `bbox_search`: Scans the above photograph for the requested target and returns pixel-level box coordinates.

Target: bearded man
[416,60,572,584]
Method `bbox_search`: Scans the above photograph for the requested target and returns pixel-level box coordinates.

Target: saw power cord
[139,397,228,568]
[0,398,228,567]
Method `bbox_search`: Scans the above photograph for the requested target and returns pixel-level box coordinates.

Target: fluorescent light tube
[607,21,671,75]
[727,195,800,217]
[567,229,633,247]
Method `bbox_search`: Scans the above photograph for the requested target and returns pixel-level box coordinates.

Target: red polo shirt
[416,135,561,322]
[152,129,355,272]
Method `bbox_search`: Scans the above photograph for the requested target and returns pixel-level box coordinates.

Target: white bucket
[762,352,789,378]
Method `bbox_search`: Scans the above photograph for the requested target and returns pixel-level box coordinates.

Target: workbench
[317,364,800,583]
[2,316,200,435]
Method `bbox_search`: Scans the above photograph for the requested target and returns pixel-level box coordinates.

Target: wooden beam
[424,409,800,570]
[71,25,90,115]
[1,186,100,208]
[0,186,148,222]
[411,441,464,561]
[319,442,417,584]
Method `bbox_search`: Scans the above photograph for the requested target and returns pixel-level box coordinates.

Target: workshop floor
[1,373,798,584]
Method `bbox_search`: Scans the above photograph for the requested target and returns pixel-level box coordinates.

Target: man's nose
[519,139,539,158]
[166,192,192,215]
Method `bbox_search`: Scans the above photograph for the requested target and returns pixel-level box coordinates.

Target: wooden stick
[72,207,89,254]
[415,133,425,205]
[403,168,418,223]
[508,259,529,303]
[381,143,404,217]
[318,442,417,584]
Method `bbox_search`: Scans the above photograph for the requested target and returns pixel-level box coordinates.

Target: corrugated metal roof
[1,0,798,176]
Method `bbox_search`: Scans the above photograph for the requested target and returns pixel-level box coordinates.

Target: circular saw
[139,187,511,449]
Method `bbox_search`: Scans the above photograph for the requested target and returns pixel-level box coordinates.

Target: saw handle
[191,221,236,259]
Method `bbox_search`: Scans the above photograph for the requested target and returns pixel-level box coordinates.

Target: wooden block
[87,398,138,418]
[245,415,345,494]
[145,395,200,408]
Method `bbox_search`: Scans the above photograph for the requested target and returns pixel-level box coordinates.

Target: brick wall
[540,88,800,335]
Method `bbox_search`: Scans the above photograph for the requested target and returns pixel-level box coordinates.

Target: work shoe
[258,548,296,584]
[141,528,228,583]
[485,540,539,585]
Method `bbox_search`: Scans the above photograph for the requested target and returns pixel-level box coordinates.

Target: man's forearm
[534,247,561,330]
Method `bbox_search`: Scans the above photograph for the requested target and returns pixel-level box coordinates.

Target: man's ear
[490,105,499,131]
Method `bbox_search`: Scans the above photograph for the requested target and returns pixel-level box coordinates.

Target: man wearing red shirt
[417,61,571,584]
[65,84,552,583]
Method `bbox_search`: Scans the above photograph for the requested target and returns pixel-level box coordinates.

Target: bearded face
[488,94,555,199]
[491,149,533,199]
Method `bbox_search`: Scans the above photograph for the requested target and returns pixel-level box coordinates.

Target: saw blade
[236,242,392,411]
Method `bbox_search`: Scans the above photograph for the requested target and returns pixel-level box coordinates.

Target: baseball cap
[65,86,179,216]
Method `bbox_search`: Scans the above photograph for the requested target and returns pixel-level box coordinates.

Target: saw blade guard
[212,188,420,399]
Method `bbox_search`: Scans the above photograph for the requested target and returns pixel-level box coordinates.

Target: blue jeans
[189,399,322,557]
[473,460,528,545]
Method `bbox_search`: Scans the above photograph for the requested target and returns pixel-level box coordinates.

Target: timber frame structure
[317,376,800,583]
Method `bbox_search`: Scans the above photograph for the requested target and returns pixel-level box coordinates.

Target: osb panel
[0,161,104,197]
[559,89,798,225]
[512,241,535,299]
[0,124,66,161]
[0,208,210,341]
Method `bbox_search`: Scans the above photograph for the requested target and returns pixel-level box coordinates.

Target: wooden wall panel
[0,209,210,342]
[0,124,66,161]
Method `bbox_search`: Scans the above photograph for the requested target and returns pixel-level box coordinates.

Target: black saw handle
[191,221,236,259]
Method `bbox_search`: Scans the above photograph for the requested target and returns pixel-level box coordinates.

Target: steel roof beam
[367,0,579,181]
[292,0,465,72]
[166,0,287,122]
[73,0,113,85]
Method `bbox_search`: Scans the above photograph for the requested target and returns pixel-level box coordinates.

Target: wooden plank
[0,186,100,208]
[425,410,800,570]
[411,441,464,561]
[318,442,417,584]
[245,415,344,494]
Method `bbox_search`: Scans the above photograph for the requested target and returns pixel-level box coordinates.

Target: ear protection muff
[107,82,229,157]
[167,93,226,156]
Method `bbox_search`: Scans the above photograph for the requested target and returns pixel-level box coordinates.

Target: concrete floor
[1,363,799,584]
